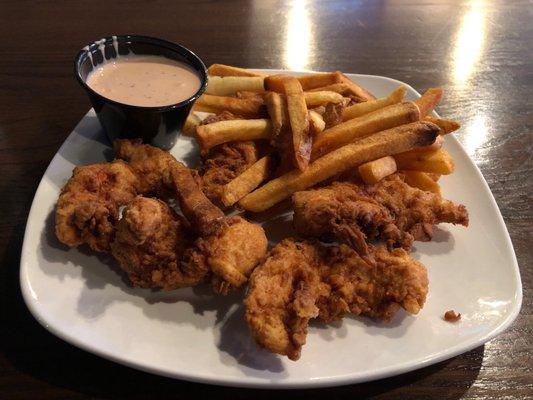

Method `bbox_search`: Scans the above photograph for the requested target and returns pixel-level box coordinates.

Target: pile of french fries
[184,64,461,212]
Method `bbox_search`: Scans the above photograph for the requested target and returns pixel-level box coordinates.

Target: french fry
[194,94,264,117]
[182,112,200,136]
[403,170,441,194]
[264,91,288,139]
[358,156,397,184]
[415,88,443,118]
[410,135,444,153]
[342,86,407,121]
[220,156,272,207]
[308,110,326,135]
[265,73,343,92]
[239,121,439,212]
[312,101,420,159]
[207,64,266,77]
[298,72,343,90]
[284,78,311,171]
[196,119,272,150]
[425,116,460,135]
[236,91,265,100]
[336,72,376,101]
[303,91,345,107]
[309,83,354,96]
[206,76,265,96]
[394,148,455,175]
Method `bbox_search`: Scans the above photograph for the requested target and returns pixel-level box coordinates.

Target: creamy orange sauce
[86,55,201,107]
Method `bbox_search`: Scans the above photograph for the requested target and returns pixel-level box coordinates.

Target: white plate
[20,71,522,389]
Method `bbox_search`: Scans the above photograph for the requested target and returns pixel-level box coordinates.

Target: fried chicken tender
[171,165,268,293]
[114,139,187,195]
[293,174,468,253]
[200,141,259,205]
[55,160,140,252]
[244,240,328,360]
[317,245,428,322]
[245,238,428,360]
[110,196,208,289]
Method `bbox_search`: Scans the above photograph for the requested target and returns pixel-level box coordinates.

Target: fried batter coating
[293,174,468,253]
[318,245,428,322]
[293,181,407,254]
[245,238,428,360]
[245,239,328,360]
[111,196,208,289]
[55,160,140,252]
[171,166,268,293]
[200,141,259,205]
[113,139,185,195]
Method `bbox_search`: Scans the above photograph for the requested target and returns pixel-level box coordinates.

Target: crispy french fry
[403,170,441,194]
[309,83,354,96]
[425,116,460,135]
[342,86,407,121]
[264,91,288,139]
[358,156,397,184]
[264,74,293,92]
[208,64,266,77]
[336,72,376,101]
[196,119,272,150]
[303,91,345,107]
[312,101,420,159]
[298,72,343,90]
[415,88,443,118]
[409,135,444,153]
[239,121,439,212]
[194,94,264,117]
[394,148,455,174]
[284,78,311,171]
[220,156,272,207]
[236,91,265,100]
[182,112,200,136]
[308,110,326,135]
[206,76,265,96]
[265,73,343,93]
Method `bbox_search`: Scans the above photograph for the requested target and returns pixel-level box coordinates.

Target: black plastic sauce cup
[74,35,207,150]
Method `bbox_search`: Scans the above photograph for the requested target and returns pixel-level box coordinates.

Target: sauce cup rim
[74,34,208,111]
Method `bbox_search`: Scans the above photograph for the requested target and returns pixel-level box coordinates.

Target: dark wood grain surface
[0,1,531,398]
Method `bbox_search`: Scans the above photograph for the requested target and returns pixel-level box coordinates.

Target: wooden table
[0,1,530,398]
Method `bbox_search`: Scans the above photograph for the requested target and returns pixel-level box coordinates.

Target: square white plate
[20,71,522,389]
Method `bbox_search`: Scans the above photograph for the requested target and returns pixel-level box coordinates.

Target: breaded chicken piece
[111,196,208,289]
[293,182,407,254]
[55,160,140,252]
[293,174,468,253]
[244,239,328,361]
[245,238,428,360]
[318,245,428,322]
[171,165,268,293]
[114,139,187,196]
[367,173,468,242]
[200,141,259,205]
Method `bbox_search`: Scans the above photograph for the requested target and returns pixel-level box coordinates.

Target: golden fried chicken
[293,174,468,253]
[55,160,140,252]
[171,165,268,293]
[367,173,469,241]
[113,139,186,196]
[293,181,406,254]
[245,238,428,360]
[200,141,259,205]
[317,245,428,322]
[244,239,328,360]
[110,196,208,289]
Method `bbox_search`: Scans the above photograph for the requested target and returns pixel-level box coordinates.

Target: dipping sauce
[86,55,202,107]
